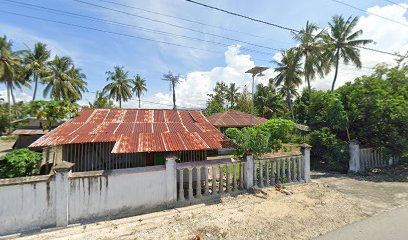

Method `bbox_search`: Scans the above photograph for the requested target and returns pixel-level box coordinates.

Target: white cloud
[311,3,408,90]
[0,90,31,103]
[124,45,276,109]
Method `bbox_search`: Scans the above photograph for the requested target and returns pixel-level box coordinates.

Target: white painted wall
[68,166,168,222]
[0,176,56,236]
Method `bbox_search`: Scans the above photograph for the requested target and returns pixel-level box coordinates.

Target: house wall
[0,175,56,236]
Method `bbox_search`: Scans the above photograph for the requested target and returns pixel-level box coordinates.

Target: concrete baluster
[293,157,298,182]
[276,159,281,184]
[196,167,202,198]
[258,160,264,187]
[265,160,270,187]
[188,168,193,200]
[219,164,224,194]
[178,169,185,201]
[226,164,231,193]
[212,165,217,195]
[271,160,276,185]
[204,166,209,196]
[287,157,292,182]
[282,158,286,180]
[297,157,302,181]
[233,163,237,191]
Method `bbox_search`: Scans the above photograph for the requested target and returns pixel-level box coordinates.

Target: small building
[207,110,267,132]
[11,117,63,150]
[30,108,231,172]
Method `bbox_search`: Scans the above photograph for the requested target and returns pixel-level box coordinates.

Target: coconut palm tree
[162,71,180,110]
[24,42,51,101]
[42,55,87,101]
[293,21,325,90]
[89,91,114,108]
[131,74,147,108]
[0,35,28,127]
[226,83,239,108]
[324,15,373,91]
[273,49,303,120]
[103,66,132,108]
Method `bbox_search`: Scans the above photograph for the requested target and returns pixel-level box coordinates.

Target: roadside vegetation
[0,14,407,174]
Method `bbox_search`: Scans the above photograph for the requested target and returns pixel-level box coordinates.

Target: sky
[0,0,407,109]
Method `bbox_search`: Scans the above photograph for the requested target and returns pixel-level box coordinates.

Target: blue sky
[1,0,407,108]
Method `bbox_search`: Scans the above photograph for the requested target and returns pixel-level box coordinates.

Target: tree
[0,35,27,129]
[254,79,287,118]
[226,83,239,108]
[103,66,132,108]
[131,74,147,108]
[31,100,79,129]
[336,63,408,156]
[24,42,51,101]
[89,91,114,108]
[42,56,87,101]
[324,15,373,91]
[235,85,253,114]
[162,71,180,110]
[273,49,303,120]
[293,21,325,90]
[0,149,42,179]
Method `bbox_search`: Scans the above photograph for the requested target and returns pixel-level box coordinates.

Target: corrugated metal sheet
[207,110,267,127]
[12,129,48,135]
[30,108,230,153]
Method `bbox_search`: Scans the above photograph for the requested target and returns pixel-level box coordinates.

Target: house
[11,117,63,150]
[30,108,231,172]
[207,110,267,132]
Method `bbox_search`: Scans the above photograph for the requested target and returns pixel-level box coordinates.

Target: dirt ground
[15,161,408,240]
[0,140,14,157]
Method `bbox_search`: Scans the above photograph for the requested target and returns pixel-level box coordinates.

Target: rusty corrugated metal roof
[207,110,267,127]
[12,129,49,135]
[30,108,231,153]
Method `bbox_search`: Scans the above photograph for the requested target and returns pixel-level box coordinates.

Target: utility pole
[245,66,269,126]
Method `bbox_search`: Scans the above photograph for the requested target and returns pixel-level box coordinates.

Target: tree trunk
[172,82,176,110]
[10,86,16,105]
[138,96,141,108]
[304,58,311,91]
[287,91,294,120]
[32,75,38,101]
[119,99,122,108]
[331,49,340,91]
[7,84,11,134]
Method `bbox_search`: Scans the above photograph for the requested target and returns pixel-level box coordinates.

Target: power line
[185,0,299,33]
[331,0,408,28]
[185,0,404,58]
[383,0,407,9]
[95,0,267,40]
[72,0,280,52]
[2,0,276,56]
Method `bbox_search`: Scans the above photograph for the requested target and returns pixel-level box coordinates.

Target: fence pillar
[243,154,254,189]
[300,144,311,183]
[54,161,74,227]
[165,154,177,206]
[348,140,361,173]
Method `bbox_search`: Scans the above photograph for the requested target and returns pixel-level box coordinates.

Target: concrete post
[53,161,74,227]
[348,140,361,173]
[243,154,254,189]
[165,154,177,206]
[300,144,311,183]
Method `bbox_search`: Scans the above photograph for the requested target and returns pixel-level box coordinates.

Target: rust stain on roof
[30,108,231,153]
[207,110,267,127]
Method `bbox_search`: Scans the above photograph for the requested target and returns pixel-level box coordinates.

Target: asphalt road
[317,205,408,240]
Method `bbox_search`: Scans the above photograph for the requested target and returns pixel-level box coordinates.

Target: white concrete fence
[0,145,311,236]
[349,140,401,173]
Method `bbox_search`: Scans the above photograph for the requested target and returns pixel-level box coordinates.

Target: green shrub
[225,127,269,158]
[0,149,42,179]
[310,128,349,172]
